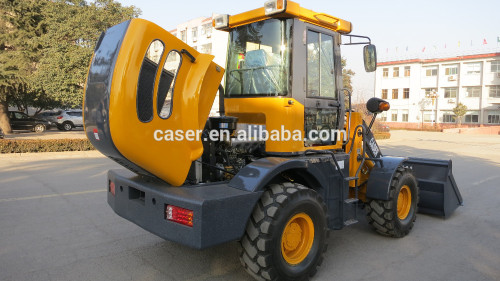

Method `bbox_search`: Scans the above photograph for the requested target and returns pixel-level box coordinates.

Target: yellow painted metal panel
[225,1,351,34]
[225,98,342,153]
[109,19,224,186]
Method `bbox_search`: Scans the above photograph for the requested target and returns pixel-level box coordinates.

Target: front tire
[239,182,328,281]
[365,166,419,238]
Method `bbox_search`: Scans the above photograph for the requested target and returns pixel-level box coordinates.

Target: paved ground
[0,131,499,281]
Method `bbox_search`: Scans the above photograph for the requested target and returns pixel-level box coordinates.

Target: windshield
[225,19,292,97]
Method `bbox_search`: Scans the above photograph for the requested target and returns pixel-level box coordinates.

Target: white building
[374,52,500,128]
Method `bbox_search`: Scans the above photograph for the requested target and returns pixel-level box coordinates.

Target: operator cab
[214,0,377,151]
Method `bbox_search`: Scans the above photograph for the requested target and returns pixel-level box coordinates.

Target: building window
[466,62,482,74]
[201,23,212,37]
[391,110,398,121]
[192,28,198,42]
[393,67,399,77]
[464,113,479,123]
[445,65,458,75]
[425,67,437,76]
[380,112,387,121]
[383,68,388,77]
[404,66,410,77]
[200,43,212,55]
[180,30,186,42]
[444,88,457,98]
[423,113,432,122]
[403,88,409,99]
[424,88,437,97]
[443,113,456,123]
[382,89,388,99]
[488,113,500,124]
[401,110,409,122]
[465,87,481,97]
[489,85,500,98]
[392,89,398,99]
[490,61,500,73]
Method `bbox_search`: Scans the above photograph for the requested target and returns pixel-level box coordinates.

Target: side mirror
[363,44,377,72]
[366,97,390,114]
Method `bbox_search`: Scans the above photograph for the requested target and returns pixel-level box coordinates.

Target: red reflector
[109,180,115,196]
[57,116,63,119]
[166,205,193,227]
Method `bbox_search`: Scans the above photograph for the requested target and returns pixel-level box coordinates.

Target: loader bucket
[405,158,463,218]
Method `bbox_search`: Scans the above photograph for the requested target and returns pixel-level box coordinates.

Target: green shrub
[0,139,95,153]
[373,132,391,140]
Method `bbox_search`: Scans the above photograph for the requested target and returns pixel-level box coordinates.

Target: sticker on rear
[93,128,100,140]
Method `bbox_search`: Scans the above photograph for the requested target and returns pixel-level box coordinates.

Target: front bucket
[405,158,463,218]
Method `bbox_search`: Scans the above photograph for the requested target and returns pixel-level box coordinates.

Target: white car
[55,110,83,131]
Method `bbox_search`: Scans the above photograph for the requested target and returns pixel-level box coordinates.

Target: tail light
[57,116,63,119]
[165,205,193,227]
[109,180,115,196]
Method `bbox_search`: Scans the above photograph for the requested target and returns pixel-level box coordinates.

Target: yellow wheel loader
[83,1,463,280]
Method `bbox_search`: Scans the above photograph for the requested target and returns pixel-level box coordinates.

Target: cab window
[306,30,336,98]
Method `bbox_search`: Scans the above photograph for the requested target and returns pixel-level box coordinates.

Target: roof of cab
[217,0,352,34]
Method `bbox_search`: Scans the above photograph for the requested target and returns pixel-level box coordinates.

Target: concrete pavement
[0,131,499,281]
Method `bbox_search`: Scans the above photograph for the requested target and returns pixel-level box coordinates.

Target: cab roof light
[264,0,287,16]
[213,14,230,30]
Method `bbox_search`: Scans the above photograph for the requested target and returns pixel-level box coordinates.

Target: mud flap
[405,158,463,218]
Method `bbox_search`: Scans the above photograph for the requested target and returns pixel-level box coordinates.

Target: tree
[452,103,467,126]
[0,0,45,133]
[0,0,140,134]
[342,58,355,108]
[34,0,140,108]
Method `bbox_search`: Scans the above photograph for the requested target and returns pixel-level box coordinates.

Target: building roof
[378,52,500,66]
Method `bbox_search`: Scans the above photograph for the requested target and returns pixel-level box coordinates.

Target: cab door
[303,27,343,146]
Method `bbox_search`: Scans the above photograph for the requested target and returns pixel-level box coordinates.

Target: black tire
[62,122,73,131]
[239,182,328,281]
[33,124,45,133]
[365,166,419,238]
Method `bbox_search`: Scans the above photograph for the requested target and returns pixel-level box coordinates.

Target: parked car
[37,111,61,123]
[0,127,4,139]
[8,111,52,133]
[55,110,83,131]
[378,124,390,132]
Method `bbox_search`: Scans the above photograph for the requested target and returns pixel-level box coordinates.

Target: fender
[365,156,407,200]
[229,156,346,193]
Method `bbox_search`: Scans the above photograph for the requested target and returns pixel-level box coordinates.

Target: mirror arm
[341,34,372,46]
[368,113,378,131]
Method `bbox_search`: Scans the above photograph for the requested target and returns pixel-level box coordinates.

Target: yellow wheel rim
[281,213,314,265]
[397,185,412,220]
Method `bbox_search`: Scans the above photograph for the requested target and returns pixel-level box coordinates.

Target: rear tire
[62,122,73,131]
[239,182,328,281]
[365,166,418,238]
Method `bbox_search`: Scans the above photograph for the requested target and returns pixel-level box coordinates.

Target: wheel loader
[83,1,463,280]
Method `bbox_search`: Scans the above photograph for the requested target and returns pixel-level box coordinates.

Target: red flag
[483,39,487,45]
[422,47,426,52]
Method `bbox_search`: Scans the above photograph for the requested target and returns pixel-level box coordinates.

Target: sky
[116,0,500,102]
